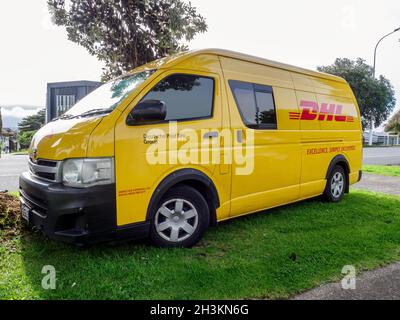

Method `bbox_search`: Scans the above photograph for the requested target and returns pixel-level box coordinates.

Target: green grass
[8,192,19,197]
[1,190,400,300]
[363,165,400,177]
[11,150,28,155]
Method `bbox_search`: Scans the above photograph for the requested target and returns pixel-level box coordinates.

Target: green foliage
[18,109,45,133]
[17,109,45,148]
[17,131,36,149]
[47,0,208,81]
[385,110,400,133]
[318,58,396,129]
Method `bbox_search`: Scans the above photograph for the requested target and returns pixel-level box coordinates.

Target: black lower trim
[358,170,363,182]
[116,221,150,241]
[19,172,150,245]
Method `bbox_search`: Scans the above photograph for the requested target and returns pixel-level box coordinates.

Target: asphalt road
[0,147,399,192]
[0,154,28,192]
[363,147,400,165]
[353,173,400,195]
[292,262,400,300]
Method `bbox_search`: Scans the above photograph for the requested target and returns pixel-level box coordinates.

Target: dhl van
[19,49,363,247]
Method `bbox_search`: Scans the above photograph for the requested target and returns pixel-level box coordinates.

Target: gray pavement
[0,154,28,192]
[363,147,400,165]
[353,173,400,195]
[293,263,400,300]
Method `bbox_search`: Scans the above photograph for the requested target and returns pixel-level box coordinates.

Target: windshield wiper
[52,108,113,121]
[79,108,113,117]
[52,114,76,121]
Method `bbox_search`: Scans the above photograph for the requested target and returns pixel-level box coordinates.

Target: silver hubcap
[331,172,344,198]
[155,199,198,243]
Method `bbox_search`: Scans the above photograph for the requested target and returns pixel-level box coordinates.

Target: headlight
[62,158,114,188]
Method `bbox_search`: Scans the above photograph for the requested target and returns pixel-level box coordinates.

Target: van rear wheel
[324,165,346,202]
[149,185,210,248]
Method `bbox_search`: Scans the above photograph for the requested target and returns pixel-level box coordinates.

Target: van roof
[137,48,347,84]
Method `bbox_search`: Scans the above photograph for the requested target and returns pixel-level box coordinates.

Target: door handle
[203,131,219,139]
[237,130,243,143]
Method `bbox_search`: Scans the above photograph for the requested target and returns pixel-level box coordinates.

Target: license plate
[21,204,30,224]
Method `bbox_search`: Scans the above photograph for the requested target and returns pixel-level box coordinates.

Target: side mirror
[126,100,167,126]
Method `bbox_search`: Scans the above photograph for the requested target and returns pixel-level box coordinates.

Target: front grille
[37,159,57,167]
[29,158,61,182]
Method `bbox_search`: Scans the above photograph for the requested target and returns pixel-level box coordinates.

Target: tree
[385,110,400,133]
[318,58,396,129]
[17,131,36,149]
[48,0,207,81]
[17,109,46,149]
[18,109,46,133]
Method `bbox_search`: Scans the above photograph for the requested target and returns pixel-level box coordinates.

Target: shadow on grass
[13,191,400,300]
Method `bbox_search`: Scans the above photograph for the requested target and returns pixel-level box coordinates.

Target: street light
[369,27,400,146]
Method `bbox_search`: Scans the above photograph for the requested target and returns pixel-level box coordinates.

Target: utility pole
[369,27,400,146]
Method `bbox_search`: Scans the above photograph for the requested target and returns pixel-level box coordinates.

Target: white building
[363,131,400,146]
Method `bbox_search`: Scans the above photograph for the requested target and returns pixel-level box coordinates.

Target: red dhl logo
[289,100,355,123]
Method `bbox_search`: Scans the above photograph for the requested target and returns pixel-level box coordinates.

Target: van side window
[143,74,214,121]
[229,80,277,129]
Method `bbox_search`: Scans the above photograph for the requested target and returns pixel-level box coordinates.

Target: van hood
[30,117,103,161]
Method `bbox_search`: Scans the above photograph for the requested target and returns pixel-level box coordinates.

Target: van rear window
[229,80,277,129]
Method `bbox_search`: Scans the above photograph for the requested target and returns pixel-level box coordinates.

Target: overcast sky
[1,0,399,128]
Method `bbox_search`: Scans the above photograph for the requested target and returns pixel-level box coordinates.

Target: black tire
[149,185,210,248]
[323,165,346,202]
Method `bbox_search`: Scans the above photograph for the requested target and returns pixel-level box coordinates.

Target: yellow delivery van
[19,49,363,247]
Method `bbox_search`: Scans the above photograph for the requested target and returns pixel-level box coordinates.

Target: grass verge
[11,149,29,155]
[363,165,400,177]
[1,190,400,300]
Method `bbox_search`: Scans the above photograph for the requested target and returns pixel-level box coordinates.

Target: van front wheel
[324,165,346,202]
[149,185,210,248]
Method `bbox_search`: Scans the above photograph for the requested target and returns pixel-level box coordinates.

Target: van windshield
[63,70,154,118]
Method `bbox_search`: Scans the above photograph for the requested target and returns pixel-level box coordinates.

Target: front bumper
[20,171,128,245]
[19,171,150,245]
